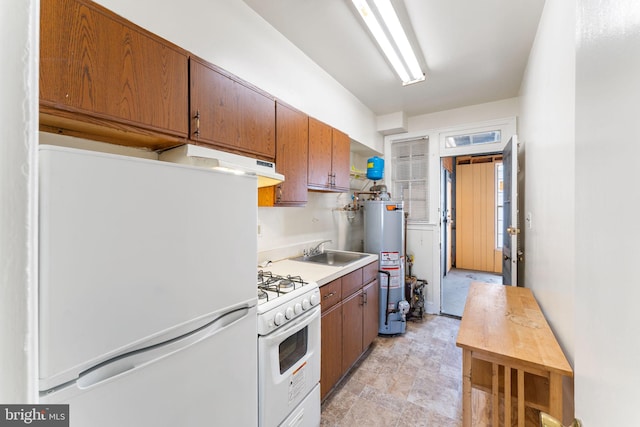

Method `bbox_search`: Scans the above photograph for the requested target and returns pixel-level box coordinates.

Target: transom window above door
[445,130,501,148]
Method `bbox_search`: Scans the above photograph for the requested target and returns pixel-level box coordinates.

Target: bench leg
[462,349,472,427]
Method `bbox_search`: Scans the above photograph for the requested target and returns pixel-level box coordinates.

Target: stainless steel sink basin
[292,251,369,266]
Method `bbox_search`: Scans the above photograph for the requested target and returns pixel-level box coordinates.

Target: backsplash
[257,191,365,263]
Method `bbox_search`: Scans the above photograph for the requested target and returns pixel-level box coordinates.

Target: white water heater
[363,200,409,335]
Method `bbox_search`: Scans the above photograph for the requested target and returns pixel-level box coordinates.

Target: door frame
[436,118,518,313]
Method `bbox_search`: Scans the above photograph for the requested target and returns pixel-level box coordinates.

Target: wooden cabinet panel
[320,302,342,400]
[307,118,350,192]
[363,260,379,285]
[362,279,379,349]
[308,117,333,188]
[331,128,351,191]
[341,268,363,298]
[320,278,342,312]
[189,57,275,159]
[237,83,275,159]
[40,0,189,149]
[341,290,364,373]
[258,102,308,206]
[189,58,238,146]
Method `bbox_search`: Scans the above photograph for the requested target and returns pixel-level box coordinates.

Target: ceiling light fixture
[352,0,425,86]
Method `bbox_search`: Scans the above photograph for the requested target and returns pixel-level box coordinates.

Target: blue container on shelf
[366,156,384,180]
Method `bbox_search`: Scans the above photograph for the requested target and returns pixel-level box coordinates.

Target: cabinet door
[362,279,379,349]
[237,83,275,159]
[40,0,189,145]
[321,303,342,400]
[341,290,364,373]
[332,128,351,191]
[260,103,308,206]
[189,58,239,148]
[307,117,333,189]
[341,268,363,299]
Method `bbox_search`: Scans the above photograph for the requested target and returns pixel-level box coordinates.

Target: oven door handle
[263,306,320,343]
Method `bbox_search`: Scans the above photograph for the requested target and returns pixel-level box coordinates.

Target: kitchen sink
[292,251,369,266]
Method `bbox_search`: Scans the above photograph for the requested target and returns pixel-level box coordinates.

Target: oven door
[258,305,321,427]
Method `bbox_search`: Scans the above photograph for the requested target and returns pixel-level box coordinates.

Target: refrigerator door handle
[74,306,250,390]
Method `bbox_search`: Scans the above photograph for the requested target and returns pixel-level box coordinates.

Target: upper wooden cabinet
[258,102,309,206]
[39,0,189,150]
[189,57,276,160]
[307,118,350,192]
[331,128,351,190]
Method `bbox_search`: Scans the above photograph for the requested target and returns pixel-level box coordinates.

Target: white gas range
[256,271,321,427]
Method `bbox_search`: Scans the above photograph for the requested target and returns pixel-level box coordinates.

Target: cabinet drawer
[320,278,342,312]
[363,260,379,284]
[341,268,363,298]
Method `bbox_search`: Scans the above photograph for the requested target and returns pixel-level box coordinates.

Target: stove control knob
[310,293,319,306]
[285,306,294,320]
[302,299,311,310]
[274,312,284,326]
[294,303,302,314]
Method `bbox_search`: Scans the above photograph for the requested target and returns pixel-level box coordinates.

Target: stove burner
[257,272,308,300]
[278,279,294,291]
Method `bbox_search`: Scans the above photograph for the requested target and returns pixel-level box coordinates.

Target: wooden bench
[456,282,573,426]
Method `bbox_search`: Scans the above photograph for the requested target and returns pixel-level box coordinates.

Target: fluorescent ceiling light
[352,0,425,85]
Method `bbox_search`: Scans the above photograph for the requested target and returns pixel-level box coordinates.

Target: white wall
[408,98,519,133]
[94,0,382,153]
[518,0,576,368]
[0,0,39,402]
[574,0,640,424]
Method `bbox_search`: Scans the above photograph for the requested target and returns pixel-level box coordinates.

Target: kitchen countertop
[259,250,378,286]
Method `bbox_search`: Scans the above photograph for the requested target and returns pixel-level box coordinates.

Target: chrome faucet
[306,239,333,257]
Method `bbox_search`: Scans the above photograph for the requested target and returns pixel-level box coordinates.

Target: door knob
[507,226,520,236]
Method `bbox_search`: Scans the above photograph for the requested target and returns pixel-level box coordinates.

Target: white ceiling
[241,0,545,117]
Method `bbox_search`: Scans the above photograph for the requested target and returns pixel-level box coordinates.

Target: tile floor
[320,314,464,427]
[441,269,502,317]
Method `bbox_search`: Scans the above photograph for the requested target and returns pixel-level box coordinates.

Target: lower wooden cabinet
[341,289,364,373]
[362,279,379,349]
[319,260,379,401]
[320,302,342,400]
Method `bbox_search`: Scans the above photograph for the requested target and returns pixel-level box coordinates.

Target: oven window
[279,326,308,374]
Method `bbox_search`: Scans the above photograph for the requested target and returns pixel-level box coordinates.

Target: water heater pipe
[379,270,392,326]
[404,211,409,267]
[352,191,380,211]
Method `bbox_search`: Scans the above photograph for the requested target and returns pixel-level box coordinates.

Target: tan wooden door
[455,159,498,272]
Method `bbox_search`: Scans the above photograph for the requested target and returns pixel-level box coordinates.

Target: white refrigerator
[38,145,258,426]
